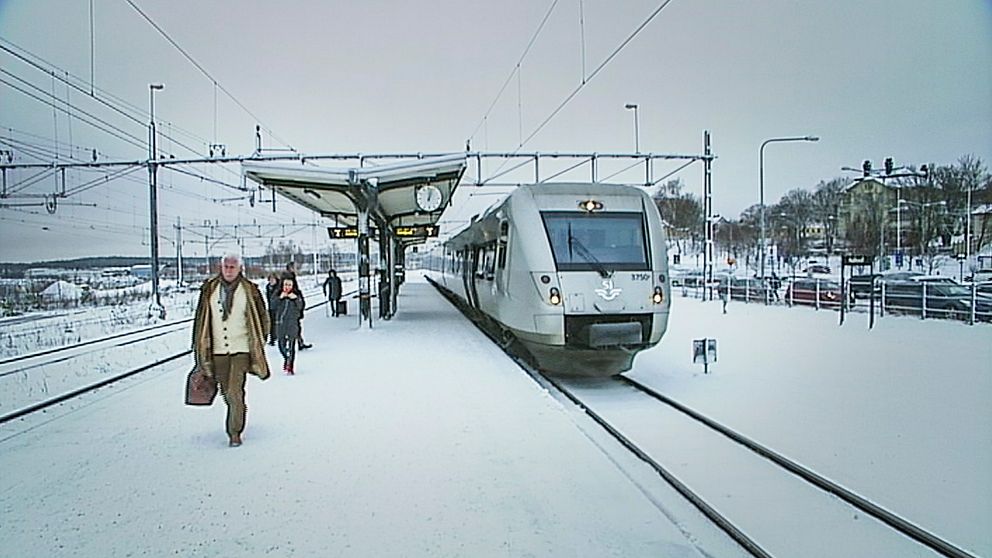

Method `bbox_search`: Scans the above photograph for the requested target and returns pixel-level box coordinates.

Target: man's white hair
[220,253,242,266]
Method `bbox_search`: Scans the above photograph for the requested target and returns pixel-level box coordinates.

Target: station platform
[0,276,735,557]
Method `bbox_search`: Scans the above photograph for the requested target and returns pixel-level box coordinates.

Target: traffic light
[884,157,894,175]
[862,160,872,176]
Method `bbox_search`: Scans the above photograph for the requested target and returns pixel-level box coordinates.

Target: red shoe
[287,363,295,375]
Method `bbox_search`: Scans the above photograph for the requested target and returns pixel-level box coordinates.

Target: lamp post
[759,135,819,285]
[148,83,164,319]
[624,103,639,153]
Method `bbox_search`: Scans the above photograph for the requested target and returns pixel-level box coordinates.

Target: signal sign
[394,225,438,238]
[328,224,437,239]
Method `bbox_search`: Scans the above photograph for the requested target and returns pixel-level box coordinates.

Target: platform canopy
[242,154,466,237]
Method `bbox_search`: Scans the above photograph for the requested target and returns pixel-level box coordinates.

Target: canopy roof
[242,155,466,234]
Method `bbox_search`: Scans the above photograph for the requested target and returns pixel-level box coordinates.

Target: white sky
[2,277,989,555]
[1,0,991,262]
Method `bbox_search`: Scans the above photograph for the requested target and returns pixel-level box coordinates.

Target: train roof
[445,182,649,249]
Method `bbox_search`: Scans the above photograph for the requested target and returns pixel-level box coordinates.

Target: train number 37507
[630,273,651,281]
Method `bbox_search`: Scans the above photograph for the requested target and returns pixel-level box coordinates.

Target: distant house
[837,178,898,253]
[40,280,84,303]
[130,264,152,279]
[967,204,992,254]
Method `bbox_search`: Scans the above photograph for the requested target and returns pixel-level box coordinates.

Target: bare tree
[652,179,703,257]
[811,178,845,254]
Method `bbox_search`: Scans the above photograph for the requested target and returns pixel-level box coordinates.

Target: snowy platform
[0,277,728,557]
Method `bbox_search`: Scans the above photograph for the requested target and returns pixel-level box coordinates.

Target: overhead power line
[487,0,677,179]
[467,0,560,145]
[0,38,212,159]
[124,0,296,151]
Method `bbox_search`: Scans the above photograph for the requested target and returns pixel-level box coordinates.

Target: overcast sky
[1,0,990,262]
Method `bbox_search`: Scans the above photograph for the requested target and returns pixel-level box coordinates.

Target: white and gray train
[426,182,671,377]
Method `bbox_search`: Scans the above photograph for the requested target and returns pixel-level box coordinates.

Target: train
[425,182,670,377]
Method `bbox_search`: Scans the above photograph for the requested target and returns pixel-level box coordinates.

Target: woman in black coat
[273,274,304,374]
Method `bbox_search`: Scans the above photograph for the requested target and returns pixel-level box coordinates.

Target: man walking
[192,254,270,447]
[323,269,343,317]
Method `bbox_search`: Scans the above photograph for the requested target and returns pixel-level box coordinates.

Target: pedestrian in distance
[284,261,313,350]
[265,273,280,345]
[192,253,270,448]
[323,269,343,317]
[273,273,304,375]
[769,272,782,302]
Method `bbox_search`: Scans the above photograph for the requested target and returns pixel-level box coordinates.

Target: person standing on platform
[273,274,303,375]
[284,261,313,350]
[192,253,270,447]
[265,273,280,345]
[323,269,343,317]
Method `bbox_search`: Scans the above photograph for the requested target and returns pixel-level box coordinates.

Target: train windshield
[541,211,649,272]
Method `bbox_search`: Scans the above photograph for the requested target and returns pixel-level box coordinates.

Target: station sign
[842,254,871,266]
[394,225,439,238]
[327,224,437,239]
[327,226,371,239]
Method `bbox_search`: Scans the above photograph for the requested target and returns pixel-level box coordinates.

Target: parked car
[848,273,881,300]
[967,268,992,283]
[881,281,992,321]
[785,278,843,307]
[715,276,772,301]
[679,270,706,288]
[975,281,992,297]
[803,264,832,275]
[849,271,928,300]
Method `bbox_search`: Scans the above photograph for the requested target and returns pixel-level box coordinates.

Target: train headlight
[652,286,664,304]
[549,287,562,305]
[578,199,604,212]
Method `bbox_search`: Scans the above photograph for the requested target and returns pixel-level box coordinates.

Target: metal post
[625,104,639,153]
[758,135,819,293]
[703,131,713,301]
[148,83,164,319]
[176,216,183,287]
[896,184,902,266]
[966,177,973,265]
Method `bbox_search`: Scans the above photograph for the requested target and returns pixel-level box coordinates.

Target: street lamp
[148,83,165,319]
[624,103,639,153]
[759,135,819,284]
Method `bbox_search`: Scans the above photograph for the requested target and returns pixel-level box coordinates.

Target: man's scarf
[219,278,239,321]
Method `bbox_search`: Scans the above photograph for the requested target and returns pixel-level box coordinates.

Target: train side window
[485,242,496,280]
[497,220,509,270]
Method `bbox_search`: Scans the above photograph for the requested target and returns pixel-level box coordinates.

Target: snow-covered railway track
[543,374,978,558]
[0,291,330,426]
[0,350,190,425]
[0,319,193,367]
[616,375,977,558]
[0,321,191,373]
[428,277,978,557]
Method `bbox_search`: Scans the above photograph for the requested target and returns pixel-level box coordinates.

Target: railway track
[0,290,333,426]
[549,374,977,558]
[428,277,978,558]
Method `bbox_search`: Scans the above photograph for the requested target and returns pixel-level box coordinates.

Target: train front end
[518,184,670,377]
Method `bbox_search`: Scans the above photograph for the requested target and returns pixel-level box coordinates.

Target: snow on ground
[630,293,992,556]
[0,278,717,557]
[0,274,989,556]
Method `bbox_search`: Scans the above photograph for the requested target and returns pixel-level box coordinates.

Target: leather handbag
[185,366,218,406]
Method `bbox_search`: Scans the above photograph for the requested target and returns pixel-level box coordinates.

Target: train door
[461,248,479,309]
[495,220,510,294]
[468,246,482,308]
